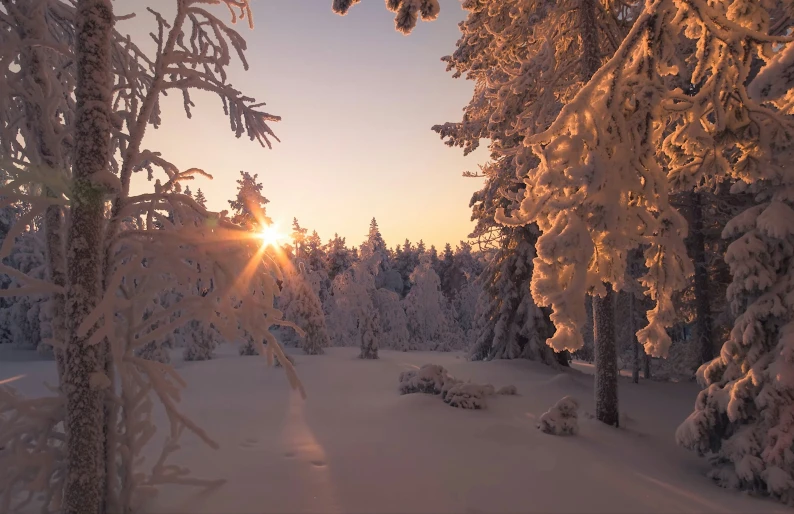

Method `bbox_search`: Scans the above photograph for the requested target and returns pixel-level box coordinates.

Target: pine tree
[329,257,381,358]
[194,188,207,208]
[469,226,559,364]
[361,217,388,263]
[183,185,193,198]
[325,233,354,281]
[291,217,308,259]
[228,171,271,230]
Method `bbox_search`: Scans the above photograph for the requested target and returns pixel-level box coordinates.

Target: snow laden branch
[331,0,440,34]
[495,1,697,356]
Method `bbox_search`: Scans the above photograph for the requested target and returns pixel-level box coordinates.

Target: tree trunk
[578,0,601,79]
[644,352,652,379]
[63,1,113,513]
[630,291,640,384]
[687,190,714,367]
[594,284,619,427]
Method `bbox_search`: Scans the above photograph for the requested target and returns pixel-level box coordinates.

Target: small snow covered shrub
[443,383,490,410]
[183,320,219,361]
[538,396,580,436]
[398,364,452,395]
[398,364,515,410]
[497,385,518,396]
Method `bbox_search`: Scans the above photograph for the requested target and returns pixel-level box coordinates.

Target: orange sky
[121,0,488,250]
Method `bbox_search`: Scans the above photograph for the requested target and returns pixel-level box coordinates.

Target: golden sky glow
[121,0,488,250]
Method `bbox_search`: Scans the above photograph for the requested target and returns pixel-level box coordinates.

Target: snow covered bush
[398,364,514,410]
[398,364,453,395]
[442,383,491,410]
[538,396,580,436]
[182,320,220,361]
[331,258,381,359]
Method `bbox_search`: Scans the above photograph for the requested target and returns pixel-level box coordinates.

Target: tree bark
[630,291,640,384]
[594,284,619,427]
[63,1,113,513]
[687,190,714,367]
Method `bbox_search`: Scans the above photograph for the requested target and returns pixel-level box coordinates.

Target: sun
[258,223,285,248]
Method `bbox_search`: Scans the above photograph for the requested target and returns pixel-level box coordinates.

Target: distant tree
[229,171,271,230]
[373,288,412,351]
[330,257,381,359]
[291,217,308,258]
[325,233,354,282]
[194,188,208,208]
[283,263,330,355]
[403,255,460,351]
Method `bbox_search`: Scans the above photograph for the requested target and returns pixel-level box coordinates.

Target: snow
[0,344,785,514]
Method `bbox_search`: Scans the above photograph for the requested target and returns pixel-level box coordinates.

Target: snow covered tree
[325,233,354,282]
[469,226,560,364]
[432,0,640,424]
[182,319,220,361]
[403,254,461,351]
[360,217,388,264]
[0,2,298,512]
[0,228,48,351]
[453,278,482,339]
[291,217,308,258]
[283,263,330,355]
[330,256,381,358]
[372,287,412,351]
[430,0,794,500]
[393,239,417,291]
[229,171,271,230]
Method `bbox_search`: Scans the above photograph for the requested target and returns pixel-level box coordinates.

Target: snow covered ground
[0,345,787,514]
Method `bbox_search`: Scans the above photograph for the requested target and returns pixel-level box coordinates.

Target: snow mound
[398,364,516,410]
[538,396,580,436]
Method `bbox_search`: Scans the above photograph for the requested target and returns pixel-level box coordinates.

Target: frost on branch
[0,386,66,513]
[331,0,440,34]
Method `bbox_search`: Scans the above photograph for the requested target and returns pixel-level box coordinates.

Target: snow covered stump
[538,396,580,436]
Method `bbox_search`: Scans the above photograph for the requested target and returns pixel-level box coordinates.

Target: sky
[118,0,489,250]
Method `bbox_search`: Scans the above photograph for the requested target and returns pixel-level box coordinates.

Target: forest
[1,0,794,513]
